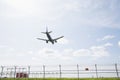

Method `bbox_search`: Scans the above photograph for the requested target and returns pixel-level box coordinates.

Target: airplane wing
[36,38,48,41]
[54,36,64,41]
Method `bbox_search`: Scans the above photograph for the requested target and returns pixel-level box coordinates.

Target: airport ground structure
[0,64,120,79]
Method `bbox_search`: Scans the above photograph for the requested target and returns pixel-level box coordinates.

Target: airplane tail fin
[41,31,52,34]
[41,27,52,34]
[46,27,52,33]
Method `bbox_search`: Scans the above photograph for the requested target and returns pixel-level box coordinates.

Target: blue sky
[0,0,120,65]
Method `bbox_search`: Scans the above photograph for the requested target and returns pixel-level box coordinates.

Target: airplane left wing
[37,38,50,43]
[54,36,64,41]
[36,38,48,41]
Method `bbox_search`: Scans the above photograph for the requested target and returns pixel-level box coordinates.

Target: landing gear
[46,41,48,43]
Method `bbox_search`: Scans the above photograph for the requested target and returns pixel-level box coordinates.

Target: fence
[0,64,120,79]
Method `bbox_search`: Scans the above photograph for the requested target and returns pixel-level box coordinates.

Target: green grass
[0,78,120,80]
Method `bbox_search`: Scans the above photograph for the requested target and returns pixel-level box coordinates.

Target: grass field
[0,78,119,80]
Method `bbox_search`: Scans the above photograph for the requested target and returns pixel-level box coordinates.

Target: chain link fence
[0,64,120,79]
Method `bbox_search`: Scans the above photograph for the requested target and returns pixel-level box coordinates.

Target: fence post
[43,65,45,79]
[59,65,62,78]
[0,66,4,79]
[14,66,16,79]
[95,64,98,78]
[28,66,30,78]
[115,63,119,78]
[77,64,79,80]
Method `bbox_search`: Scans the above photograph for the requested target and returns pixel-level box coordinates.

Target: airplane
[37,27,64,44]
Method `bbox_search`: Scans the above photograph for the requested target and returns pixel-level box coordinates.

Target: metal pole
[14,66,17,79]
[77,64,79,80]
[28,66,30,78]
[59,65,62,78]
[22,68,24,78]
[10,68,14,78]
[43,65,45,79]
[0,66,4,79]
[115,64,119,78]
[95,64,98,78]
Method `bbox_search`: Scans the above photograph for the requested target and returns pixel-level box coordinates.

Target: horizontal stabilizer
[41,31,52,34]
[41,32,46,34]
[48,31,52,33]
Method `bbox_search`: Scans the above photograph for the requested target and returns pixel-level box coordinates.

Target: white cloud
[27,51,33,54]
[32,57,39,61]
[72,43,110,58]
[60,0,120,28]
[1,0,120,28]
[97,35,115,41]
[30,48,72,62]
[0,45,8,48]
[90,45,109,57]
[37,48,58,58]
[73,49,91,57]
[104,43,113,47]
[33,43,111,61]
[16,52,26,57]
[60,56,72,60]
[31,42,112,63]
[63,1,80,12]
[0,43,112,65]
[0,0,63,22]
[89,43,112,58]
[118,41,120,47]
[102,35,115,40]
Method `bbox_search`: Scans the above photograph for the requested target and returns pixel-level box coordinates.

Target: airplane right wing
[54,36,64,41]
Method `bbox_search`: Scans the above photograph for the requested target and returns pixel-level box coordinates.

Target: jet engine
[55,40,57,43]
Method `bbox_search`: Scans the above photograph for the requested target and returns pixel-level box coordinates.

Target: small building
[16,73,28,78]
